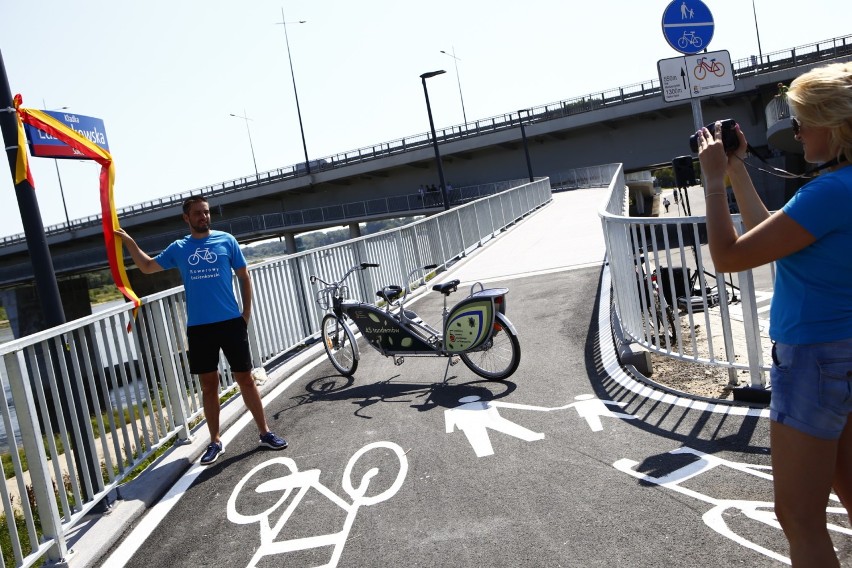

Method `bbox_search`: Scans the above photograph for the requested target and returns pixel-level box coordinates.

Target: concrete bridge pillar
[284,232,297,254]
[0,277,91,339]
[125,267,184,298]
[348,223,362,239]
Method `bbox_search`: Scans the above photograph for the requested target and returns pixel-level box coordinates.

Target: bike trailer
[444,287,508,353]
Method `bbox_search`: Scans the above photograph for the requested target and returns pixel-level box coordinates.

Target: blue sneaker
[259,431,288,450]
[200,441,224,465]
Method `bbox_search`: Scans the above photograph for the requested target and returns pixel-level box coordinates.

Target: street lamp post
[518,109,534,183]
[229,110,259,178]
[751,0,764,66]
[276,9,311,174]
[43,100,72,227]
[439,47,467,125]
[420,70,449,211]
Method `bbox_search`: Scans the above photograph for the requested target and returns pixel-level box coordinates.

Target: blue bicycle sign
[662,0,714,55]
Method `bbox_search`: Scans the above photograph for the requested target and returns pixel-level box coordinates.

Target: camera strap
[743,143,840,179]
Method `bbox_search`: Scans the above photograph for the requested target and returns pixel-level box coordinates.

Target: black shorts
[186,317,252,374]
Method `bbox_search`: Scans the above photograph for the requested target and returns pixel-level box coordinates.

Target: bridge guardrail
[599,165,771,391]
[3,34,850,248]
[0,181,534,287]
[0,177,551,568]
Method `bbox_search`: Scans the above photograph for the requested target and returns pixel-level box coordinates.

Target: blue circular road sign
[662,0,714,55]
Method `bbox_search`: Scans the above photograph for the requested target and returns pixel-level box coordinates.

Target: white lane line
[101,355,328,567]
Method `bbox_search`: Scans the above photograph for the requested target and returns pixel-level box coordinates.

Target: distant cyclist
[115,196,288,466]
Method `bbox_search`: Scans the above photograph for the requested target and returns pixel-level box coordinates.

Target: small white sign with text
[658,49,734,102]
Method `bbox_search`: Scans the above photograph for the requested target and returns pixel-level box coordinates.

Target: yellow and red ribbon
[13,95,141,319]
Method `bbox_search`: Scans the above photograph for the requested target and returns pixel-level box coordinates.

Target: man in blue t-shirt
[115,196,287,465]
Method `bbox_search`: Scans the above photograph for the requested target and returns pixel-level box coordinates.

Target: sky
[0,0,849,238]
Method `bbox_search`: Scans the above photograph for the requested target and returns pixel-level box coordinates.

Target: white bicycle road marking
[100,355,328,567]
[227,441,408,568]
[614,445,851,565]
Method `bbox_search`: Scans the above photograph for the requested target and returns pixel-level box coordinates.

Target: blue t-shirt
[770,165,852,343]
[154,231,248,326]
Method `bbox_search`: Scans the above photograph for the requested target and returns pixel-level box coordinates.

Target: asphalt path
[99,190,850,567]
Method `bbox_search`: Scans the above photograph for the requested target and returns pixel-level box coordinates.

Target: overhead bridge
[1,34,850,288]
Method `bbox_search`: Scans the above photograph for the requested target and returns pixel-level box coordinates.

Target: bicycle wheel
[712,63,725,77]
[321,314,358,376]
[694,66,707,81]
[459,312,520,381]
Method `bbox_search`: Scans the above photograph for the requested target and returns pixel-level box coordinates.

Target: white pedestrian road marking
[564,394,636,432]
[444,395,545,457]
[227,441,408,568]
[445,394,636,457]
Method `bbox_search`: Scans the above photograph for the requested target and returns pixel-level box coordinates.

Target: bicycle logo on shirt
[187,248,218,266]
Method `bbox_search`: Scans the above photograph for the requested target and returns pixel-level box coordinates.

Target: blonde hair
[787,62,852,164]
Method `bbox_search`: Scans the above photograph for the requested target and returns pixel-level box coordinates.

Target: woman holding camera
[697,62,851,566]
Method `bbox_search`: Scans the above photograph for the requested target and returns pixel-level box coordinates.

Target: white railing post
[713,271,740,386]
[736,269,768,388]
[150,302,191,441]
[4,351,68,565]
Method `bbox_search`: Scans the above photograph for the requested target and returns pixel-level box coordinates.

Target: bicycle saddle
[432,279,460,295]
[377,285,404,304]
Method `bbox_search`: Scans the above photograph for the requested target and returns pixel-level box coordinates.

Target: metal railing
[4,33,850,247]
[599,165,771,388]
[765,96,792,129]
[0,177,551,567]
[0,180,535,287]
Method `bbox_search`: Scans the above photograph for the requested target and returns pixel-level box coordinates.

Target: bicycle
[677,31,702,50]
[693,56,725,80]
[310,262,521,381]
[635,255,678,347]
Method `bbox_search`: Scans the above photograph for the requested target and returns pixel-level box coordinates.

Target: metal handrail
[599,166,771,389]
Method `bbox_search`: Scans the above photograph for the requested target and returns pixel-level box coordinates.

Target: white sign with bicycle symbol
[658,49,734,103]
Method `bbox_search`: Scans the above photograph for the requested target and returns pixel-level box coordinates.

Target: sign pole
[0,48,66,328]
[690,98,704,135]
[0,50,107,511]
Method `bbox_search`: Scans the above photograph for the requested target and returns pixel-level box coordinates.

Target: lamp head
[420,70,446,80]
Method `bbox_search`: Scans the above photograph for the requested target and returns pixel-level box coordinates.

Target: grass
[88,285,123,305]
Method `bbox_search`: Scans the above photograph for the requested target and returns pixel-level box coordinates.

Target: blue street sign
[24,111,110,159]
[662,0,714,55]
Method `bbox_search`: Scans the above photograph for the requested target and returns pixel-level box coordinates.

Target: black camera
[689,119,739,154]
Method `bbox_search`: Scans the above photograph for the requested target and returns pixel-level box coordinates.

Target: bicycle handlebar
[311,262,380,288]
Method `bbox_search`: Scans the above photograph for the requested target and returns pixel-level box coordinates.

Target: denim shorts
[770,339,852,440]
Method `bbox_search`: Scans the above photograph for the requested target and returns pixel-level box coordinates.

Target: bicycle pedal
[450,356,460,366]
[393,357,405,366]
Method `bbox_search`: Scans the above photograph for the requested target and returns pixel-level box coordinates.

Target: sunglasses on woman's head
[791,117,801,136]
